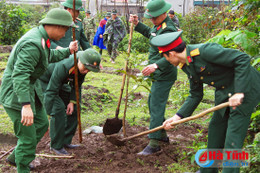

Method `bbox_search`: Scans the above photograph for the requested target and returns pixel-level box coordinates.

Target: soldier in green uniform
[83,10,96,46]
[129,0,178,155]
[46,0,91,155]
[151,31,260,173]
[51,0,91,51]
[0,8,78,173]
[104,9,126,63]
[39,49,101,155]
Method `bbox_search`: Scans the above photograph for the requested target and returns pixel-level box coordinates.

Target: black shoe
[159,137,170,143]
[137,145,161,156]
[50,147,69,155]
[6,158,35,170]
[64,144,80,149]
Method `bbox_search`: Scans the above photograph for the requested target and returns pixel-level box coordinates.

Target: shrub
[118,31,150,53]
[0,1,28,45]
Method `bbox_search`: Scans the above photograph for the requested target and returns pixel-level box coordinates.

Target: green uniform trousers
[200,106,252,173]
[50,90,78,149]
[107,37,119,61]
[4,99,48,173]
[148,80,174,140]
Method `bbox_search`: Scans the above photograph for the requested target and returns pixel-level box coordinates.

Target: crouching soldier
[0,8,78,173]
[151,31,260,173]
[39,49,101,155]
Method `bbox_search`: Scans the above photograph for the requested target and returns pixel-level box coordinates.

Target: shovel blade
[103,118,123,135]
[106,134,126,146]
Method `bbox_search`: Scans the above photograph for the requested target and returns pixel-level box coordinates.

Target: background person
[103,9,126,63]
[83,10,96,46]
[93,12,111,55]
[168,10,180,28]
[0,8,78,173]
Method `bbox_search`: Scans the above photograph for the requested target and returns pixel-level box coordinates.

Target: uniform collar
[38,25,50,41]
[185,45,194,64]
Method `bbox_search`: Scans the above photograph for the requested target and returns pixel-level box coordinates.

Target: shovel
[103,23,135,135]
[106,102,229,146]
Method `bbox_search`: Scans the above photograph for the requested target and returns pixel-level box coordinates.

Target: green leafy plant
[0,1,28,45]
[187,129,208,164]
[207,29,258,58]
[118,32,150,53]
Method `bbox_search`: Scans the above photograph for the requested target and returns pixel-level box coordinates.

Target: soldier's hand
[56,46,64,50]
[99,63,103,70]
[99,34,103,38]
[21,105,34,126]
[229,93,244,110]
[163,114,181,130]
[66,102,74,115]
[69,40,78,54]
[129,14,139,26]
[142,64,157,76]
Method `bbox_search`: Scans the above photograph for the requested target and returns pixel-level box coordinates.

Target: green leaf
[244,30,257,38]
[191,155,196,164]
[226,30,241,41]
[233,33,249,50]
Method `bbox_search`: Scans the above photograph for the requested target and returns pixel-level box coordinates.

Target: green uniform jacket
[135,16,177,81]
[177,43,260,117]
[40,56,85,115]
[0,25,72,114]
[51,18,91,50]
[83,17,96,32]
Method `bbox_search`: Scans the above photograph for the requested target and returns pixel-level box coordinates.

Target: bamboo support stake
[36,154,74,159]
[73,0,82,143]
[122,22,134,137]
[0,147,15,159]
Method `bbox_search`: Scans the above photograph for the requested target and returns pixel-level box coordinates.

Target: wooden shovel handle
[125,102,229,141]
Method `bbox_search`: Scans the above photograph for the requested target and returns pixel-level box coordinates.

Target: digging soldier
[0,8,78,173]
[103,9,126,63]
[129,0,178,155]
[51,0,91,51]
[83,10,96,46]
[39,49,101,155]
[46,0,91,155]
[150,31,260,173]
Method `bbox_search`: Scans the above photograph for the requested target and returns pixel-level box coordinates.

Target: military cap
[78,49,101,72]
[86,10,91,14]
[150,31,183,53]
[168,10,175,15]
[62,0,85,11]
[39,8,76,27]
[112,9,117,15]
[144,0,171,19]
[105,12,111,17]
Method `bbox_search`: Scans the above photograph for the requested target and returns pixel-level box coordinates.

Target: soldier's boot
[6,151,35,170]
[137,139,161,156]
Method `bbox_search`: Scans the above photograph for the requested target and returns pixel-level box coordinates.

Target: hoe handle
[125,102,229,141]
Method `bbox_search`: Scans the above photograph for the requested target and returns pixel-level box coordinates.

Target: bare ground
[0,123,206,173]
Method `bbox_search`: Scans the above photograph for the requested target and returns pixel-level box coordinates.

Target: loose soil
[0,123,206,173]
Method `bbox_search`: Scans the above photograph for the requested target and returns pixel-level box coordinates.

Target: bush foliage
[0,1,28,45]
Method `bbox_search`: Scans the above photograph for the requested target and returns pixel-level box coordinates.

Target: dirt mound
[0,123,205,172]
